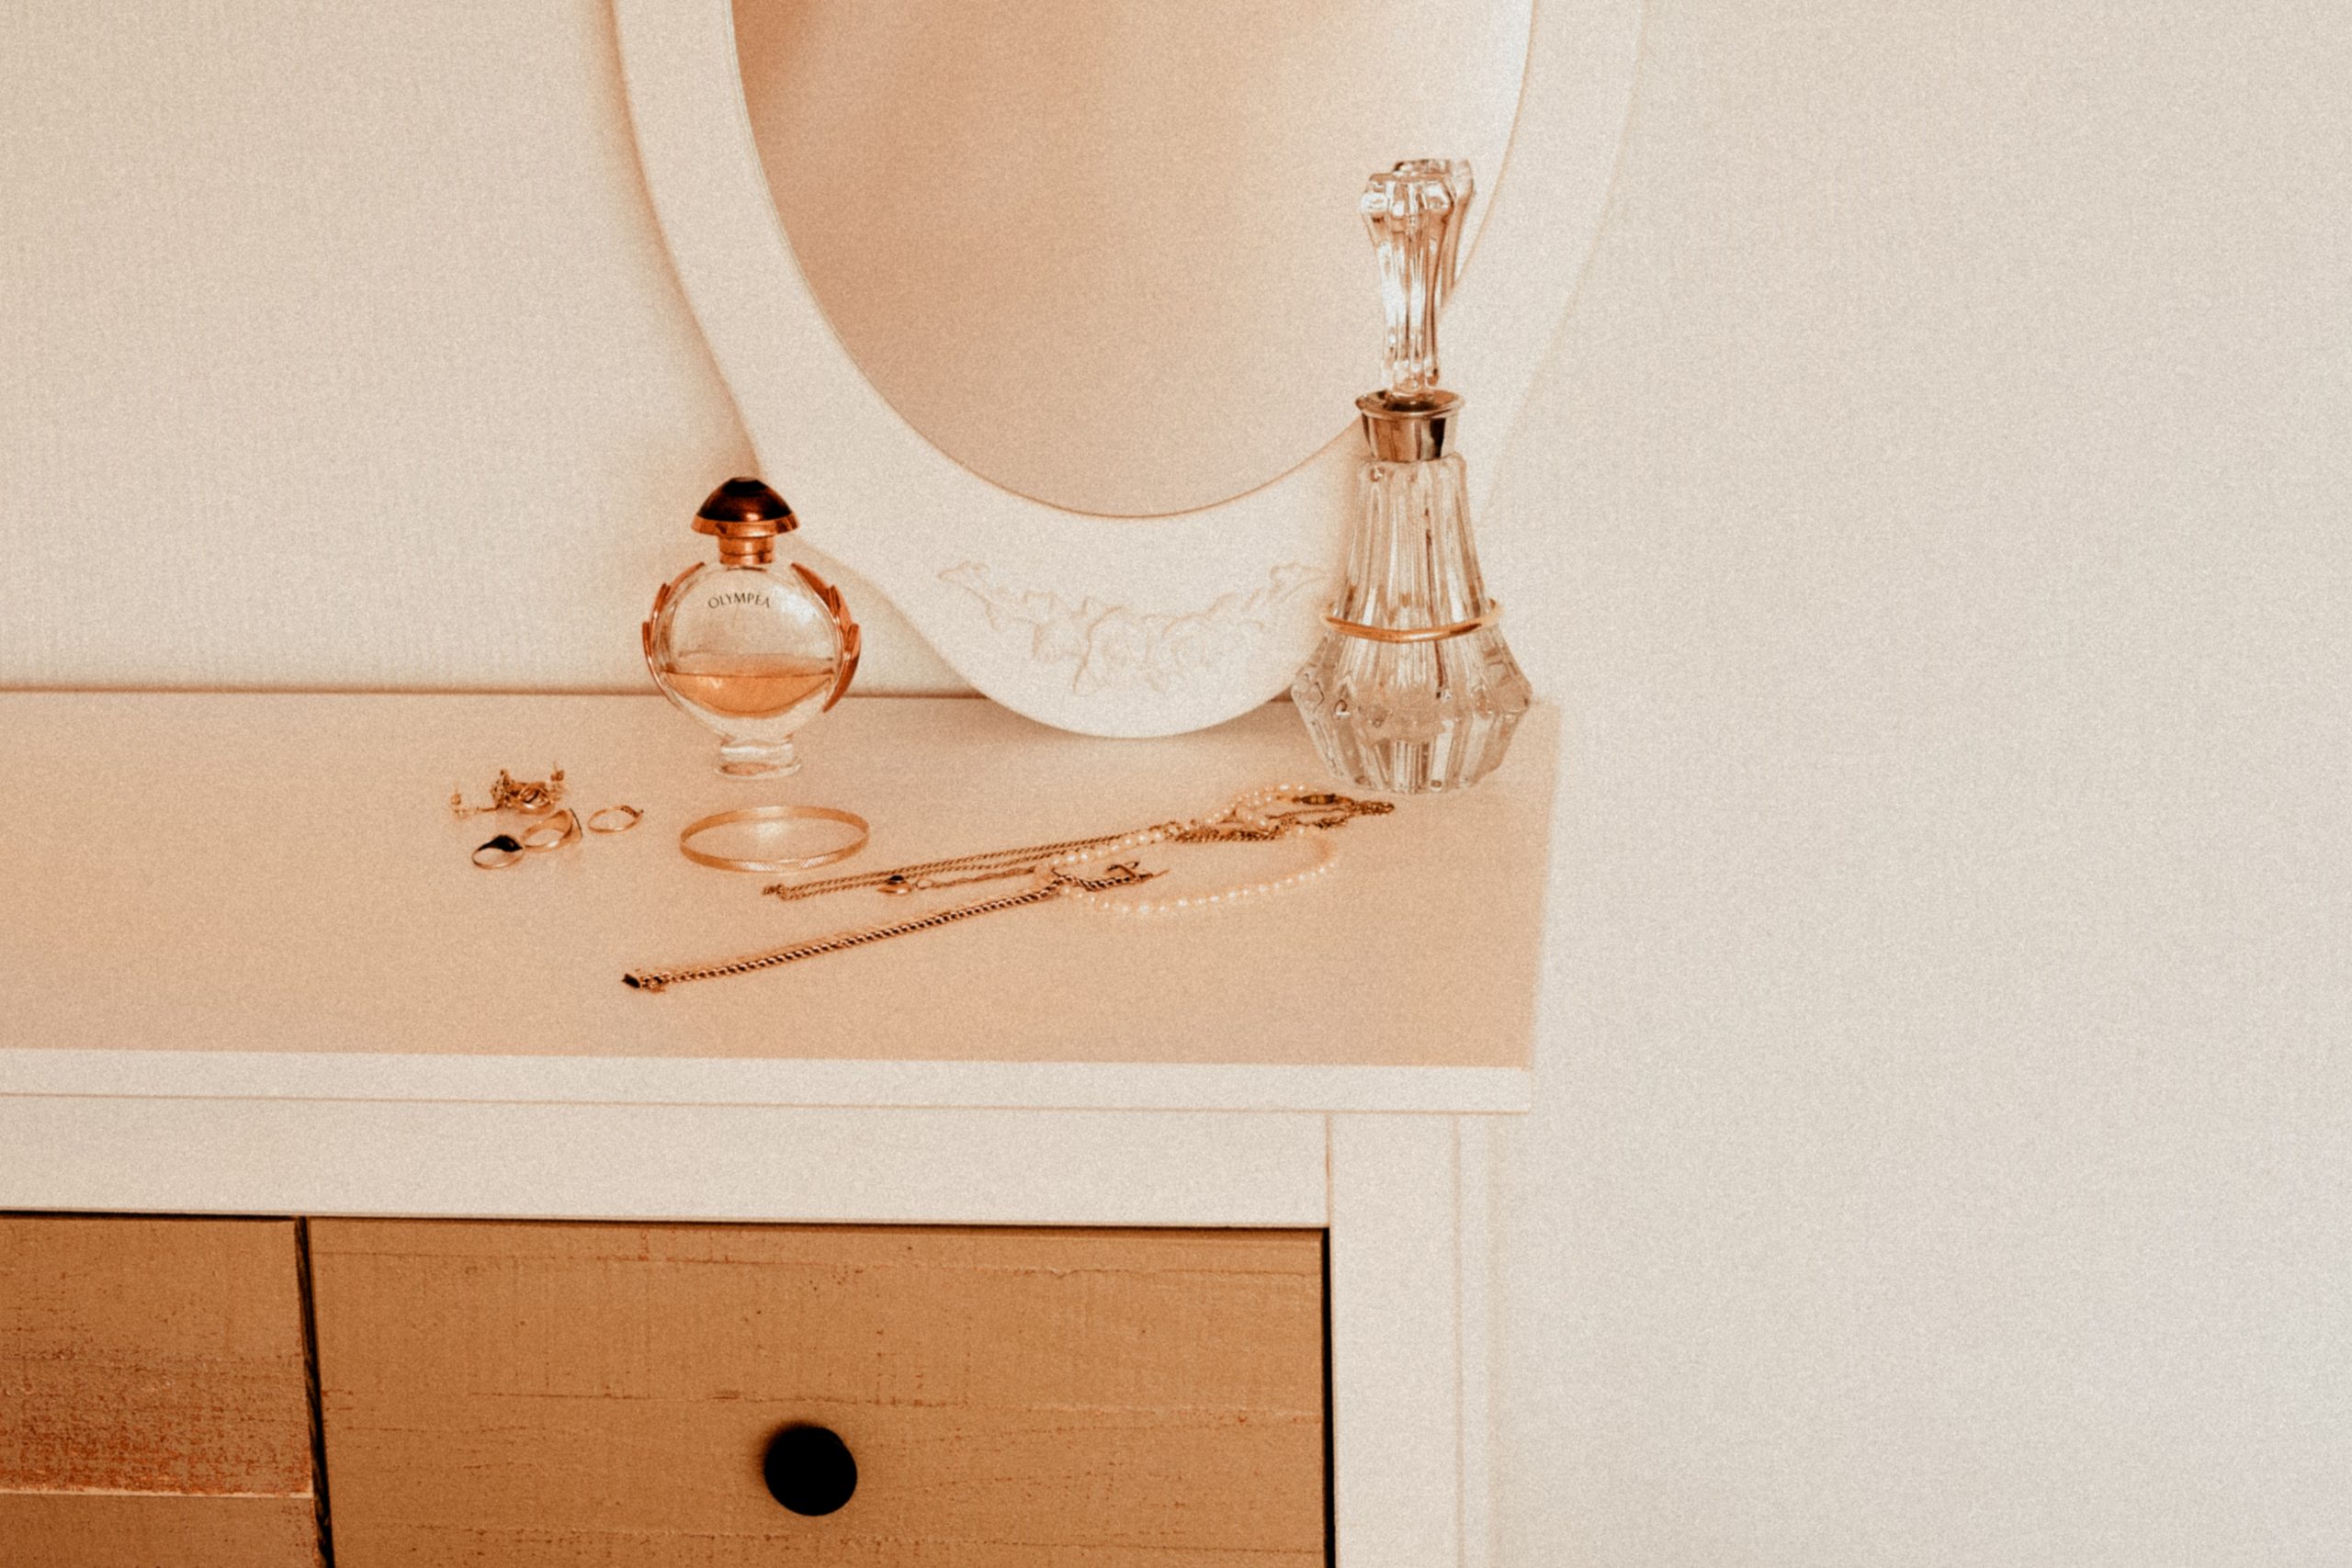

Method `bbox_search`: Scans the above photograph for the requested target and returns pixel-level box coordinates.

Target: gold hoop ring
[587,805,645,834]
[519,808,582,852]
[679,806,870,874]
[1321,602,1501,644]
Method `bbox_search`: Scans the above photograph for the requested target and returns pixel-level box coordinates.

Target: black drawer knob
[763,1423,857,1516]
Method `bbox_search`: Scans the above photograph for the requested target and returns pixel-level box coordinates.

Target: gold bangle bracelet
[679,806,870,874]
[1322,602,1501,644]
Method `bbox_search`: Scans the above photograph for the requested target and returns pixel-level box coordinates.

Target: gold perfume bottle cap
[693,477,797,563]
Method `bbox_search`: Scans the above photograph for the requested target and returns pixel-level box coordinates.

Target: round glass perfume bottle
[642,478,861,777]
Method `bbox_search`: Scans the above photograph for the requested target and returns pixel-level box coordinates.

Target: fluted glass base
[1293,625,1529,795]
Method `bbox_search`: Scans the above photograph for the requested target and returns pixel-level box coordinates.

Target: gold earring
[450,767,566,818]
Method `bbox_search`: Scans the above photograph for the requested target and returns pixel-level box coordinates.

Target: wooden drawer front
[0,1216,321,1567]
[309,1221,1324,1565]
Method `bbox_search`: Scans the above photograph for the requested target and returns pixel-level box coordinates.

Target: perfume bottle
[643,478,861,777]
[1292,159,1532,795]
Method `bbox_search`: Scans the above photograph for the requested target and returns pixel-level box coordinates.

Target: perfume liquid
[654,654,837,722]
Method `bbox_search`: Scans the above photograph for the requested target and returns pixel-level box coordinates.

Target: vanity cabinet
[0,1217,322,1568]
[0,692,1554,1568]
[307,1221,1324,1564]
[4,1215,1321,1565]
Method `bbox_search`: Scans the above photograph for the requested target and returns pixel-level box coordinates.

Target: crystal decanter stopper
[643,478,862,777]
[1292,160,1532,795]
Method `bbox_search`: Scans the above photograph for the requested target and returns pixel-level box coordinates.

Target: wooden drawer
[308,1220,1325,1565]
[0,1216,322,1567]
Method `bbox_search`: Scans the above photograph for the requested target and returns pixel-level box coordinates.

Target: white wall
[1487,2,2351,1562]
[5,3,2347,1564]
[0,0,958,693]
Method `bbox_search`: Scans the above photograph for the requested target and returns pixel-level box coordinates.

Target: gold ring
[519,808,582,852]
[587,805,644,834]
[1321,602,1500,644]
[679,806,870,874]
[471,834,526,870]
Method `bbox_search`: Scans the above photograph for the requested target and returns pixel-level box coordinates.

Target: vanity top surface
[0,693,1554,1111]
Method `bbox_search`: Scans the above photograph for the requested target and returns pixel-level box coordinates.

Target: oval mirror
[615,0,1639,735]
[734,2,1531,519]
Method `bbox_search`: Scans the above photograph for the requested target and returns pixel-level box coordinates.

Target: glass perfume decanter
[643,478,861,777]
[1292,159,1532,795]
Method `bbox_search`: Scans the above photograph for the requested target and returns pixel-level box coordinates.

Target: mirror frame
[614,0,1642,737]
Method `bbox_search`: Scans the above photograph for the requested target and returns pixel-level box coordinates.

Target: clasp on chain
[879,864,1033,897]
[1049,861,1160,892]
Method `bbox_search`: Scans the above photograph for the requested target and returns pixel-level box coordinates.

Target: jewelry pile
[454,766,643,870]
[450,767,566,818]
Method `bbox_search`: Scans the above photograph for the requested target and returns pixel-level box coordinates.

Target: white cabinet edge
[0,1098,1330,1227]
[0,1049,1531,1114]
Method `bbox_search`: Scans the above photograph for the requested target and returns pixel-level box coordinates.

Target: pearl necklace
[1049,827,1339,917]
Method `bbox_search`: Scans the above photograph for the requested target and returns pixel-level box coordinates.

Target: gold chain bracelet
[625,861,1157,992]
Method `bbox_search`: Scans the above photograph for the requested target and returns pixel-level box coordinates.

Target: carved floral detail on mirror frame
[940,562,1325,696]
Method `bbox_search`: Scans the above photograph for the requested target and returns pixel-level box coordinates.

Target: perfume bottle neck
[716,536,776,567]
[1356,389,1462,462]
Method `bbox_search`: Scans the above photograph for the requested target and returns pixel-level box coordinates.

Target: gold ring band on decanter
[678,806,870,874]
[1321,602,1501,644]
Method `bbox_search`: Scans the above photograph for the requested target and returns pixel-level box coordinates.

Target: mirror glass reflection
[735,1,1532,517]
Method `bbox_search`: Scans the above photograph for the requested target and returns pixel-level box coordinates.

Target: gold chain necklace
[761,787,1390,904]
[625,786,1391,993]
